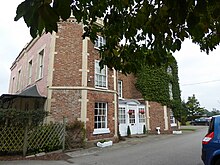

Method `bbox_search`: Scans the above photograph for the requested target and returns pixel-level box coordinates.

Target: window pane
[95,60,107,88]
[94,102,107,129]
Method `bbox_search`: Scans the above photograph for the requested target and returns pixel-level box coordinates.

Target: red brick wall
[87,40,114,90]
[86,90,116,141]
[148,101,172,134]
[50,89,81,123]
[52,21,83,86]
[51,21,116,140]
[118,73,142,99]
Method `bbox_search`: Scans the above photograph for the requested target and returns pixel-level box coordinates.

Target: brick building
[6,19,177,142]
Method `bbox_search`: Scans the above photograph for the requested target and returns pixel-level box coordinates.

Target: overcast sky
[1,0,220,111]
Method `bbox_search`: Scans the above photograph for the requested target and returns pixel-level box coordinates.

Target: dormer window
[94,36,106,49]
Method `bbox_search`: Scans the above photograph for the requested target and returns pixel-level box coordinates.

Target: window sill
[95,86,108,90]
[93,128,110,135]
[94,47,100,50]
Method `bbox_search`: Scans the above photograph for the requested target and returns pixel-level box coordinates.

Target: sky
[1,1,220,111]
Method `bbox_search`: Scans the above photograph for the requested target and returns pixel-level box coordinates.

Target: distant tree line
[179,94,220,125]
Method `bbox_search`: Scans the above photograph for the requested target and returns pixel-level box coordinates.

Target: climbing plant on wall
[135,55,182,120]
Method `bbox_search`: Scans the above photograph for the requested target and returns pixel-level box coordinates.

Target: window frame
[169,83,173,100]
[119,107,126,124]
[37,49,44,80]
[93,102,110,135]
[167,66,172,75]
[94,36,106,49]
[138,107,146,123]
[17,69,21,91]
[94,60,108,88]
[118,80,123,98]
[28,60,33,85]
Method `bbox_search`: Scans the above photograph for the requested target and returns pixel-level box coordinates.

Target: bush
[65,120,86,149]
[127,126,131,137]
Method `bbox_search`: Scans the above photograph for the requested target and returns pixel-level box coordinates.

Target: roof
[0,85,46,102]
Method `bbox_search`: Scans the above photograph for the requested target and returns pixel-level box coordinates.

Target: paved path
[1,126,208,165]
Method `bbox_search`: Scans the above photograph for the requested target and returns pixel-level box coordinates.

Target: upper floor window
[28,60,32,85]
[11,77,15,93]
[17,69,21,90]
[94,36,106,49]
[37,50,44,79]
[95,60,107,88]
[167,66,172,75]
[169,83,173,100]
[118,80,123,98]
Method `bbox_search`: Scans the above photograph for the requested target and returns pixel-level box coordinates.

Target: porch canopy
[119,99,141,105]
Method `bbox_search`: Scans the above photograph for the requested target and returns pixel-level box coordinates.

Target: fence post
[62,117,67,152]
[23,125,28,157]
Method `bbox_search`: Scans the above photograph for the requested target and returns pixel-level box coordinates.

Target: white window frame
[93,102,110,135]
[94,36,106,49]
[169,83,173,100]
[95,60,108,88]
[11,77,15,93]
[37,50,44,80]
[119,107,126,124]
[17,69,21,90]
[118,80,123,98]
[167,66,172,75]
[170,110,177,127]
[28,60,32,85]
[138,108,146,123]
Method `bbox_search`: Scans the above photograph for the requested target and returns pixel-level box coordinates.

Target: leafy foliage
[15,0,220,74]
[65,120,86,149]
[135,56,182,120]
[127,125,131,137]
[0,108,48,127]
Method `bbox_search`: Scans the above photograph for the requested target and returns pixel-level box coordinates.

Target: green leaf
[53,0,71,20]
[14,1,27,21]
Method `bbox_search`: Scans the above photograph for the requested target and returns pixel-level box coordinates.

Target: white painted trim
[93,128,110,135]
[49,86,117,93]
[145,101,151,130]
[113,69,118,137]
[164,106,169,130]
[45,32,56,122]
[80,36,89,124]
[94,60,108,88]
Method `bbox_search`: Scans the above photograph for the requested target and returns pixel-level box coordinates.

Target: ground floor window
[128,109,135,124]
[139,108,146,123]
[93,102,110,134]
[170,110,177,127]
[119,107,126,124]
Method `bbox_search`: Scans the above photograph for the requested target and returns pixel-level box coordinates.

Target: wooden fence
[0,123,65,156]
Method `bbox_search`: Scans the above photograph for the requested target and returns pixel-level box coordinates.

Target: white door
[118,106,127,136]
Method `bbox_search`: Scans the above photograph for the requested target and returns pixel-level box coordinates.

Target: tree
[14,0,220,74]
[186,94,206,119]
[209,108,220,116]
[179,100,189,125]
